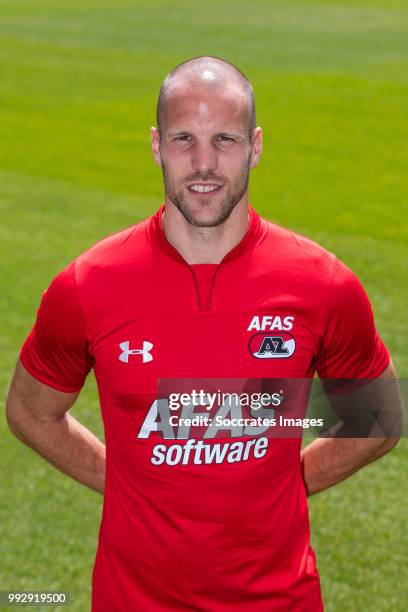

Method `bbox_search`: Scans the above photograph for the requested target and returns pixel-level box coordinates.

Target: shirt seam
[316,253,337,365]
[73,258,91,350]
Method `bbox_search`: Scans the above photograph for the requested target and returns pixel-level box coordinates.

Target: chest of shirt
[87,265,323,394]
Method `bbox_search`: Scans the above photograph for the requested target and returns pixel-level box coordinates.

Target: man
[6,56,401,611]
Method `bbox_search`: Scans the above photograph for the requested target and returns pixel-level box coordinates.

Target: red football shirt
[20,206,390,611]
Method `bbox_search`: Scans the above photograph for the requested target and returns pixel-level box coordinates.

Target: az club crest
[249,332,296,359]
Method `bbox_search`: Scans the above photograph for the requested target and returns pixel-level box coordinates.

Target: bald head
[157,56,256,140]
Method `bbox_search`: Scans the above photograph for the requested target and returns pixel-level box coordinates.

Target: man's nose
[191,142,218,174]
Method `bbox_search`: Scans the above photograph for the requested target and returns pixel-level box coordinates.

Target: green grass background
[0,1,407,610]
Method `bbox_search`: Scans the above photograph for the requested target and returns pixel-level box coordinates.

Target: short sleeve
[314,258,390,379]
[19,260,94,392]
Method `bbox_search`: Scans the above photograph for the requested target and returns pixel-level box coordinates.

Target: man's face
[151,85,262,227]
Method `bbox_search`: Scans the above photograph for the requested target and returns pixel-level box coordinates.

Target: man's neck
[162,199,250,264]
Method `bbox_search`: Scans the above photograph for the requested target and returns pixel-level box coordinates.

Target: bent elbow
[380,435,401,456]
[5,393,28,443]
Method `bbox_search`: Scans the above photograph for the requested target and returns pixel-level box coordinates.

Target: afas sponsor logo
[247,315,294,332]
[138,398,273,467]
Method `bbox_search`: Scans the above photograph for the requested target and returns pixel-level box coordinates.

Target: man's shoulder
[80,217,151,262]
[70,215,154,283]
[258,216,337,279]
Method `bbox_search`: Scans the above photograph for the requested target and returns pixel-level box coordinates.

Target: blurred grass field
[0,1,407,610]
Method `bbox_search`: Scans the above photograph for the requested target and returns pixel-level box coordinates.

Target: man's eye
[217,135,234,142]
[175,135,191,142]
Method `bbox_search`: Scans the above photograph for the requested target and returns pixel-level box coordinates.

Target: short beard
[161,157,251,228]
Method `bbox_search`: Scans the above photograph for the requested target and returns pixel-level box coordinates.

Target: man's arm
[6,360,105,495]
[301,360,403,496]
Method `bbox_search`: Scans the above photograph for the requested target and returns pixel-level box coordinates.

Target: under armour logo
[119,340,154,364]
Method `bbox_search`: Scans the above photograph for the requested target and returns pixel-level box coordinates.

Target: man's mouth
[188,183,222,194]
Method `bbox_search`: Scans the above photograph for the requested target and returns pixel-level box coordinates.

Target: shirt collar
[149,204,262,264]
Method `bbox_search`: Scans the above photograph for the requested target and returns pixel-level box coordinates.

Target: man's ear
[150,127,162,167]
[250,127,263,169]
